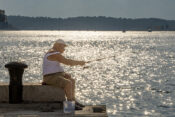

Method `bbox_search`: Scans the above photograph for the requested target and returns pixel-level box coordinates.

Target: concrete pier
[0,83,65,102]
[0,84,108,117]
[0,103,107,117]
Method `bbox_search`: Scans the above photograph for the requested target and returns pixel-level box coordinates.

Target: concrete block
[0,84,65,102]
[0,84,8,102]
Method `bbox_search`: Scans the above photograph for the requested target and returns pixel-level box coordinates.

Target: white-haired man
[42,39,86,110]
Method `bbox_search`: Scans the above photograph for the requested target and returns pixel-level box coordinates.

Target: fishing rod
[83,55,115,69]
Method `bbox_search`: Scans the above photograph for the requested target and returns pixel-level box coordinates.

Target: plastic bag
[63,101,75,113]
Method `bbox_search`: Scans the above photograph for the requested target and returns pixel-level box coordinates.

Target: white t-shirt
[43,51,64,75]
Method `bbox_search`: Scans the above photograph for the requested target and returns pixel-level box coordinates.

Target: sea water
[0,31,175,117]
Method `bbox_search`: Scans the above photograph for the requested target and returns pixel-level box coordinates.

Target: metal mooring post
[5,62,27,104]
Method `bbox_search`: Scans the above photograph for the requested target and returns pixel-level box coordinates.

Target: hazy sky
[0,0,175,20]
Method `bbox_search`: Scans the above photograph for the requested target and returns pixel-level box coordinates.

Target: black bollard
[5,62,27,104]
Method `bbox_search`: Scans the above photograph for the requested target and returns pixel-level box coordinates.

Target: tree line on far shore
[7,16,175,31]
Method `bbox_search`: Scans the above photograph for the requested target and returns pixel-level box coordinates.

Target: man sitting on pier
[42,39,86,110]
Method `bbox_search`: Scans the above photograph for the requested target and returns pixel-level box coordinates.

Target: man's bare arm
[47,54,85,66]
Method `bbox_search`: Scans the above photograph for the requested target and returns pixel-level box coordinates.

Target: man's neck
[52,48,60,52]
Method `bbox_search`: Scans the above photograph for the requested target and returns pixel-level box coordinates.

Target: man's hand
[64,73,71,79]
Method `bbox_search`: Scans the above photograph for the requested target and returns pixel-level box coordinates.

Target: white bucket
[63,101,75,113]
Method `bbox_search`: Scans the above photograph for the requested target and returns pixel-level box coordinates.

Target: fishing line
[83,55,115,69]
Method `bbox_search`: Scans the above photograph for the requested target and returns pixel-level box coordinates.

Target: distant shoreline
[1,16,175,31]
[2,29,175,31]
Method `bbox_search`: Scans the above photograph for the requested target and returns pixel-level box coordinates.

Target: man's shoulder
[46,51,60,55]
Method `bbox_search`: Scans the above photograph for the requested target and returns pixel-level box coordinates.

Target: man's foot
[41,82,47,85]
[75,105,83,110]
[75,101,85,107]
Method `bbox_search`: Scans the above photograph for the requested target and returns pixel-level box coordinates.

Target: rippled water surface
[0,31,175,116]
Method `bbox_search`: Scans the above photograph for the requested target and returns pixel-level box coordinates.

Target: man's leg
[43,73,74,101]
[63,73,84,107]
[64,79,75,101]
[64,73,75,100]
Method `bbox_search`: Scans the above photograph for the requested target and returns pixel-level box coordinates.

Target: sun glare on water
[0,31,175,116]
